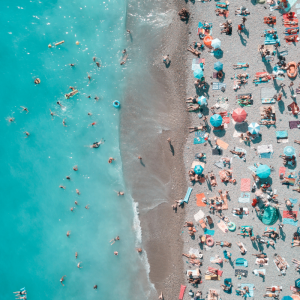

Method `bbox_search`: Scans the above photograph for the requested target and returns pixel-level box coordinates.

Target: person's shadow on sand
[239,33,247,46]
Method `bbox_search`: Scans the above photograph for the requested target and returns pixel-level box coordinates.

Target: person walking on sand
[20,106,29,113]
[158,292,164,299]
[66,231,71,237]
[77,262,82,268]
[60,275,66,286]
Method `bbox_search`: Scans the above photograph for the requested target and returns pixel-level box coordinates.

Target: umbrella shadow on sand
[234,122,248,132]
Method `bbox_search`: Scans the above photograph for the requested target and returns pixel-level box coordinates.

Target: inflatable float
[287,61,298,78]
[113,100,120,108]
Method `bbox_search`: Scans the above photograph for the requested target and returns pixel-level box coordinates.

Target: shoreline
[120,0,191,298]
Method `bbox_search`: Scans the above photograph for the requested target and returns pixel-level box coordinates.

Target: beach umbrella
[282,297,293,300]
[214,61,223,71]
[232,107,247,122]
[210,114,223,127]
[194,165,204,175]
[193,68,204,79]
[284,146,296,157]
[211,38,221,49]
[248,122,260,134]
[296,279,300,288]
[256,164,271,179]
[197,96,207,106]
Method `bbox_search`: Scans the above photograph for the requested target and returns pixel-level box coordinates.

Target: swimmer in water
[50,109,57,119]
[62,119,67,127]
[66,231,71,237]
[86,95,91,98]
[88,112,92,116]
[75,252,78,258]
[96,62,100,67]
[60,275,66,286]
[85,205,90,209]
[76,189,80,195]
[69,64,75,67]
[110,236,120,245]
[75,201,78,205]
[57,101,65,109]
[93,57,96,62]
[8,117,15,123]
[93,285,98,289]
[73,165,78,171]
[24,131,30,138]
[70,207,74,212]
[89,122,96,126]
[66,176,71,180]
[136,248,142,253]
[87,73,91,81]
[77,262,82,268]
[94,96,99,101]
[115,191,124,196]
[114,251,118,255]
[87,139,104,148]
[59,185,66,189]
[20,106,29,113]
[108,157,115,163]
[34,78,41,84]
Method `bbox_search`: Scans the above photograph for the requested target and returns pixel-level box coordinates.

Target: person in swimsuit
[73,165,78,171]
[77,262,82,268]
[60,275,66,286]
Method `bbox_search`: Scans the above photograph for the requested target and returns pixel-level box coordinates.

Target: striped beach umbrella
[232,107,247,122]
[210,114,223,127]
[284,146,295,157]
[248,122,260,134]
[211,38,221,49]
[256,164,271,179]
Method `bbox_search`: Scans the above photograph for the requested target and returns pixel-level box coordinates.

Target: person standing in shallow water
[73,165,78,171]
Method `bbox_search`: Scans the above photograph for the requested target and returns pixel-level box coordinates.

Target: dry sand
[180,0,300,299]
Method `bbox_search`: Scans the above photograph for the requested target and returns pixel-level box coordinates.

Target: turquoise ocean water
[0,1,153,299]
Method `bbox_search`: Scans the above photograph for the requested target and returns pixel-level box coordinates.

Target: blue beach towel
[224,278,232,293]
[236,258,248,267]
[283,218,298,226]
[195,131,206,137]
[276,131,288,138]
[236,63,249,70]
[260,152,273,159]
[290,198,298,204]
[223,250,231,259]
[194,137,205,144]
[204,228,215,235]
[183,187,193,203]
[240,284,254,297]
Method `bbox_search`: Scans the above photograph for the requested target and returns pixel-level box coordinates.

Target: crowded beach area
[160,0,300,299]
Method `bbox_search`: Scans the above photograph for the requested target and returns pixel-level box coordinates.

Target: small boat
[287,61,298,78]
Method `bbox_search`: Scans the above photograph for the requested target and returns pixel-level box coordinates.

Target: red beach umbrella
[232,108,247,122]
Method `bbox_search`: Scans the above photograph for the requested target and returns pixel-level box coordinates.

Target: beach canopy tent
[258,206,279,225]
[284,146,296,157]
[194,68,204,79]
[194,165,204,175]
[248,122,260,134]
[198,96,207,106]
[256,164,271,179]
[211,38,221,49]
[232,108,247,122]
[214,61,223,71]
[210,114,223,127]
[295,279,300,288]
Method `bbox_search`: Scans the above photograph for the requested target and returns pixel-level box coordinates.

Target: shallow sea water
[0,1,154,299]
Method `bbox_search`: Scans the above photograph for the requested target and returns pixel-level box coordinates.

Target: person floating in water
[89,122,96,126]
[24,131,30,138]
[69,63,75,67]
[34,78,41,84]
[66,231,71,237]
[85,205,89,209]
[73,165,78,171]
[66,176,71,180]
[108,157,114,163]
[77,262,82,268]
[62,119,67,127]
[7,117,15,123]
[76,189,80,195]
[110,236,120,245]
[87,139,104,148]
[93,285,98,289]
[75,252,78,258]
[20,106,29,113]
[60,275,66,286]
[50,109,57,119]
[115,191,124,196]
[59,185,66,189]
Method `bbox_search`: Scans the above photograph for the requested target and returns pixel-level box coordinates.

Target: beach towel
[205,274,220,280]
[285,27,299,35]
[282,177,295,185]
[290,198,298,204]
[283,218,298,226]
[276,131,288,138]
[223,250,231,259]
[241,178,251,192]
[212,149,223,155]
[223,117,230,124]
[212,82,226,90]
[238,192,251,203]
[260,152,273,158]
[224,278,232,293]
[194,137,206,144]
[240,225,253,236]
[241,284,255,297]
[236,258,248,267]
[214,159,224,169]
[179,285,186,300]
[195,131,206,137]
[235,269,248,277]
[196,193,206,207]
[194,209,205,222]
[183,187,193,203]
[189,248,203,258]
[207,267,223,276]
[217,220,228,233]
[289,120,300,129]
[235,63,249,70]
[216,139,229,150]
[253,269,266,276]
[256,258,269,265]
[204,228,215,235]
[233,208,249,216]
[262,98,276,104]
[273,257,289,273]
[186,269,201,278]
[283,210,297,218]
[233,147,247,159]
[248,165,257,173]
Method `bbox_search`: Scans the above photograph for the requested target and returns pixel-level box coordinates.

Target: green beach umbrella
[256,164,271,179]
[194,165,204,175]
[210,114,223,127]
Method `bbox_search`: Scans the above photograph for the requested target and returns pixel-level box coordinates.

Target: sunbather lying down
[235,8,250,15]
[187,46,201,57]
[252,253,267,258]
[260,120,275,125]
[221,282,232,291]
[215,8,227,15]
[236,286,248,296]
[187,104,200,111]
[189,125,207,132]
[263,293,279,298]
[216,241,231,247]
[230,150,245,158]
[211,255,223,264]
[237,242,246,254]
[233,63,249,69]
[291,240,300,247]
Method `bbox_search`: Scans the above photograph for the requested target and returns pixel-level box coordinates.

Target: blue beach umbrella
[194,165,204,175]
[197,96,207,106]
[282,296,293,300]
[256,164,271,179]
[284,146,295,157]
[248,122,260,134]
[193,68,204,79]
[211,38,221,49]
[296,279,300,288]
[214,61,223,71]
[210,114,223,127]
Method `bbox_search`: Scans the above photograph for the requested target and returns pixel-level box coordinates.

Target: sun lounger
[205,274,220,280]
[236,258,248,267]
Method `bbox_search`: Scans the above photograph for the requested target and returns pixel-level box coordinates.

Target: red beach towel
[207,266,223,276]
[196,193,206,207]
[279,167,286,177]
[241,178,251,192]
[283,211,297,218]
[179,285,186,300]
[223,117,230,124]
[283,12,296,20]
